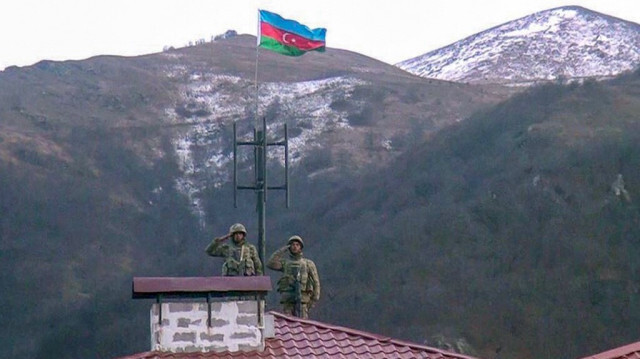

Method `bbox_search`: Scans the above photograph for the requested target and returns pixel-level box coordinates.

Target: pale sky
[1,0,639,71]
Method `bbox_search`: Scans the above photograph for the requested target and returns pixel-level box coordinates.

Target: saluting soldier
[205,223,263,276]
[267,235,320,318]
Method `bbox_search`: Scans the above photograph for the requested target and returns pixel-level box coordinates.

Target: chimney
[132,276,271,353]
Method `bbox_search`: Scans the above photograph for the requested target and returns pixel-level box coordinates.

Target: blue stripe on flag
[259,9,326,42]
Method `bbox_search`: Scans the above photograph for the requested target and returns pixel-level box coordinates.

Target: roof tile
[119,311,481,359]
[579,341,640,359]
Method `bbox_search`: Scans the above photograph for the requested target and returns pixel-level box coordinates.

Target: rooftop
[579,341,640,359]
[119,311,478,359]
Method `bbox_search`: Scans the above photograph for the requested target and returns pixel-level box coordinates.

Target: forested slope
[304,70,640,359]
[1,58,639,358]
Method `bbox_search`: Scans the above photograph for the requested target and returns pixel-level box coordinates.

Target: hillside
[397,6,640,85]
[0,35,511,358]
[1,24,640,359]
[303,69,640,359]
[0,34,511,223]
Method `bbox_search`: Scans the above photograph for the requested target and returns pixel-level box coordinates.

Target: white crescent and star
[282,33,296,44]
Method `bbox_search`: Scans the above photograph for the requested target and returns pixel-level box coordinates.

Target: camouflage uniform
[205,223,263,276]
[266,236,320,318]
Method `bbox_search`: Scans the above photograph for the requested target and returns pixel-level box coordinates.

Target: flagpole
[253,9,265,327]
[255,10,261,127]
[254,47,260,126]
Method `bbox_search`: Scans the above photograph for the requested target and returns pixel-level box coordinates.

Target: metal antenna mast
[233,117,290,265]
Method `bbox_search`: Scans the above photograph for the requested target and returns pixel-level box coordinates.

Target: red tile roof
[119,311,480,359]
[579,341,640,359]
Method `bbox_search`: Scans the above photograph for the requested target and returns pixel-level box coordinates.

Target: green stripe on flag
[259,36,324,57]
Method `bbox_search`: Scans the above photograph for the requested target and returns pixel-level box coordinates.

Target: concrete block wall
[150,300,263,353]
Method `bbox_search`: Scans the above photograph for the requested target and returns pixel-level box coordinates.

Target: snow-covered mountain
[397,6,640,85]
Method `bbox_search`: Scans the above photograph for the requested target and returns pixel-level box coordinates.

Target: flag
[258,9,326,56]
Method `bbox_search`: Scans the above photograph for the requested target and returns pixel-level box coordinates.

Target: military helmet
[229,223,247,235]
[287,235,304,248]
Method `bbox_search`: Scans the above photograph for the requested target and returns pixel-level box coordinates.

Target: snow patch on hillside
[164,72,367,224]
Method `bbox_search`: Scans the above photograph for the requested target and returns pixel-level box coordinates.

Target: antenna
[233,117,290,265]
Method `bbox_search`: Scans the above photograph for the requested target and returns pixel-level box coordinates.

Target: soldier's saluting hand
[205,223,263,276]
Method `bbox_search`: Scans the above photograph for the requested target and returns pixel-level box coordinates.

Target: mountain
[0,34,511,224]
[397,6,640,85]
[0,34,512,358]
[2,15,640,359]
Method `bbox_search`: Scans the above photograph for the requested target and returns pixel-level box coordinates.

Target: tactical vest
[222,244,256,276]
[277,258,314,302]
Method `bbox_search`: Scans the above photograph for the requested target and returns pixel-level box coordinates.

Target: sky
[1,0,639,71]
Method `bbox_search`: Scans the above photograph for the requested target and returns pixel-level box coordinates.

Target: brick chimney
[132,276,272,353]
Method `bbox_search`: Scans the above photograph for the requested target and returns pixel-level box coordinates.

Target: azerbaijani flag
[258,9,326,56]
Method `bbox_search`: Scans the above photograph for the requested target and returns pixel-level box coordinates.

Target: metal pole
[254,38,260,127]
[233,122,238,208]
[256,127,266,266]
[284,123,290,208]
[263,117,268,203]
[234,118,289,267]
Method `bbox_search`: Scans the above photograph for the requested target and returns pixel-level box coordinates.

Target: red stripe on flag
[260,22,325,51]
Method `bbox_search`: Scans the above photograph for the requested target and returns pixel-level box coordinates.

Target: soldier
[205,223,263,276]
[267,235,320,318]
